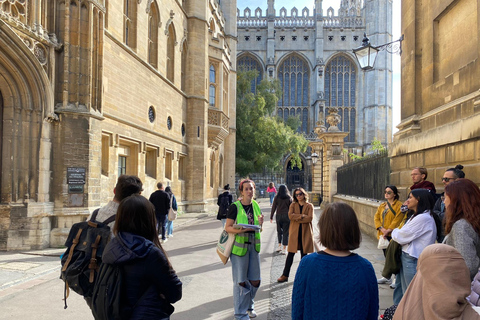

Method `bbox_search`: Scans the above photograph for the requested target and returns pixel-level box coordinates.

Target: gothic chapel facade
[237,0,393,189]
[0,0,237,250]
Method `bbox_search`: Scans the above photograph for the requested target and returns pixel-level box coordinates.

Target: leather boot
[277,275,288,283]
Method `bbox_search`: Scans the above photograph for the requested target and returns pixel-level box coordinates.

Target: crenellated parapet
[237,3,364,30]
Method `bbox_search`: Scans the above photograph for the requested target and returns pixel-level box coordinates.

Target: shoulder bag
[168,196,177,221]
[216,229,235,265]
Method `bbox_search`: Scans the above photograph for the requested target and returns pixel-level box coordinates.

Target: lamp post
[311,152,319,165]
[353,33,404,70]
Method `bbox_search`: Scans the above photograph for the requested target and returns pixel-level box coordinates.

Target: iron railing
[337,150,390,201]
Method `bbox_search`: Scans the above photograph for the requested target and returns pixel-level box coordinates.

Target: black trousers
[157,214,167,240]
[282,224,307,277]
[276,215,290,246]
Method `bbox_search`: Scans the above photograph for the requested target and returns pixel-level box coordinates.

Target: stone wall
[333,194,380,240]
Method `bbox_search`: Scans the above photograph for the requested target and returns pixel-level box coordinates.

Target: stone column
[310,108,348,203]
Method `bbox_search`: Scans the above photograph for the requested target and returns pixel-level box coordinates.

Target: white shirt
[391,211,437,259]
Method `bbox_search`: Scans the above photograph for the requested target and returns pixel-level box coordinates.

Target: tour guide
[224,179,264,320]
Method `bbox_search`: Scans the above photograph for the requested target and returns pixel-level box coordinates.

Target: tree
[235,70,308,177]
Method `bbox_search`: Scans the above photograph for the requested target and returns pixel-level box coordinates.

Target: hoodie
[102,232,182,320]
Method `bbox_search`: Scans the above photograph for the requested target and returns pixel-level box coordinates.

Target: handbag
[216,229,236,265]
[377,236,389,250]
[168,196,177,221]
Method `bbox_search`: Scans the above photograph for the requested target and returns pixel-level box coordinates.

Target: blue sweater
[292,252,379,320]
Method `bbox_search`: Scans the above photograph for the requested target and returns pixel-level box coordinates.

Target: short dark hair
[224,184,230,190]
[385,185,399,200]
[446,164,465,179]
[114,175,143,202]
[318,202,361,251]
[157,182,163,189]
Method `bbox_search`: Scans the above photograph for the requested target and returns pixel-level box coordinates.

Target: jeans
[221,219,226,228]
[165,219,173,236]
[392,273,402,304]
[397,251,418,302]
[269,192,275,205]
[230,233,261,320]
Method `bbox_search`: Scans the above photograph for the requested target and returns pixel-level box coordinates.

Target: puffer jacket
[468,269,480,306]
[101,232,182,320]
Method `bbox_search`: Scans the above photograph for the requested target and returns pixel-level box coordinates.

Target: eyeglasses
[295,192,304,197]
[442,177,454,182]
[384,191,393,195]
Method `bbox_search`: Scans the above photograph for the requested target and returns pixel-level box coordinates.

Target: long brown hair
[293,187,308,203]
[319,202,361,251]
[114,194,163,250]
[444,179,480,235]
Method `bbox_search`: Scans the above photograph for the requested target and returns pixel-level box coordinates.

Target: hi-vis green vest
[231,200,261,256]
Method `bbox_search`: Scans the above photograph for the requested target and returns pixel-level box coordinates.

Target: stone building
[0,0,237,250]
[237,0,393,190]
[390,0,480,198]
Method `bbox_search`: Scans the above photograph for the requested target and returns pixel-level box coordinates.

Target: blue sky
[237,0,402,134]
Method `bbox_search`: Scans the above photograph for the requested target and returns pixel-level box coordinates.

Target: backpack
[60,209,115,308]
[217,194,232,219]
[91,263,125,320]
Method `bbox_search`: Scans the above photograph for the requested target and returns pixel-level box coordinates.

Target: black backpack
[60,209,115,308]
[91,263,125,320]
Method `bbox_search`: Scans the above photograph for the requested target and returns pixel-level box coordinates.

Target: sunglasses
[441,177,454,182]
[295,192,304,197]
[385,191,393,195]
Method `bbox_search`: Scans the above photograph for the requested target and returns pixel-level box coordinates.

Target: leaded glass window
[238,55,263,93]
[325,55,357,142]
[278,55,309,107]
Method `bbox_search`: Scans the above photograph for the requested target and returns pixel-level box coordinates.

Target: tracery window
[124,0,137,49]
[209,64,216,107]
[277,55,310,132]
[147,2,160,68]
[325,55,357,142]
[166,24,176,82]
[237,55,263,93]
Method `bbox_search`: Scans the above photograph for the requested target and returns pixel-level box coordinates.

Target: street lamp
[353,33,404,70]
[311,152,319,165]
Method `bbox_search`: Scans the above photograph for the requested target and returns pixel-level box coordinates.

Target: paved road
[0,199,393,319]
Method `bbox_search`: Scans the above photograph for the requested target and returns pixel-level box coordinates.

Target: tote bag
[168,196,177,221]
[216,229,235,265]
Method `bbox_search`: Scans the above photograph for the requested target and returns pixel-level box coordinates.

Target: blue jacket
[102,232,182,319]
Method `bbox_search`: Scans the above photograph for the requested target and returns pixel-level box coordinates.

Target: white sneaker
[377,277,391,284]
[247,310,257,318]
[276,244,282,252]
[390,282,397,289]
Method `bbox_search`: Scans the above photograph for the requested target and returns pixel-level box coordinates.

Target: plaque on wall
[310,193,323,207]
[67,167,86,185]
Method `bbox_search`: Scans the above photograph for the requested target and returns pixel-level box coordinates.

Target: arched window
[124,0,137,49]
[166,24,176,82]
[238,55,263,93]
[277,54,310,132]
[209,64,216,107]
[325,55,357,142]
[181,41,187,91]
[148,2,159,68]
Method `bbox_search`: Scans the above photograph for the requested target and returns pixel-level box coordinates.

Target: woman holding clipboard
[224,179,264,320]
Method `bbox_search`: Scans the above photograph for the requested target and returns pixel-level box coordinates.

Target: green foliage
[347,137,385,161]
[235,70,308,177]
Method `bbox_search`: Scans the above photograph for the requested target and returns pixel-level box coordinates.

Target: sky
[237,0,402,134]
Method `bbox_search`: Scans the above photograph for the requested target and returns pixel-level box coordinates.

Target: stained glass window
[324,55,357,142]
[238,55,263,93]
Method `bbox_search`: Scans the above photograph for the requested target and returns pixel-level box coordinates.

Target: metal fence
[235,170,286,198]
[337,150,390,201]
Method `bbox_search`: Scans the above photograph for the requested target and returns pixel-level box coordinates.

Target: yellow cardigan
[374,199,404,239]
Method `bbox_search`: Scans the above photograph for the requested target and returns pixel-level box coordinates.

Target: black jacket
[217,192,233,220]
[102,232,182,319]
[149,190,171,220]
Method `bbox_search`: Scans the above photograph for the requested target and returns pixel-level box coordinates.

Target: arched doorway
[286,159,306,190]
